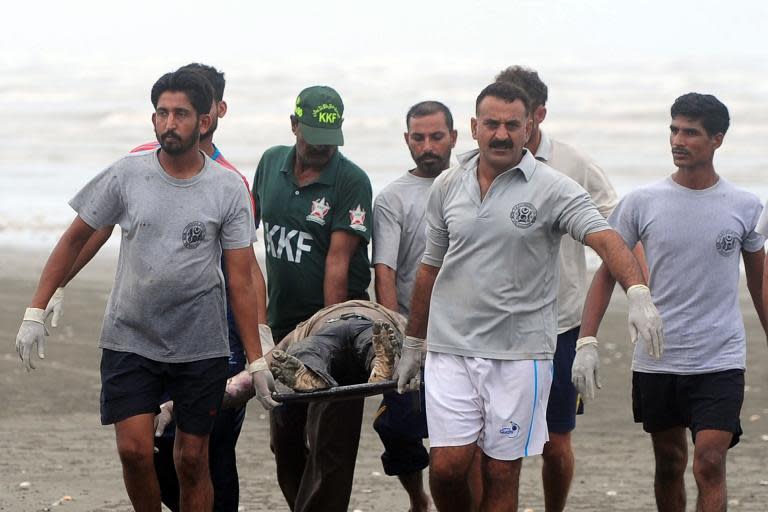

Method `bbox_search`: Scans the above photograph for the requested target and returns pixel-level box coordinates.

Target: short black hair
[476,82,531,116]
[406,101,454,131]
[670,93,730,136]
[150,70,214,115]
[178,63,226,102]
[495,66,548,108]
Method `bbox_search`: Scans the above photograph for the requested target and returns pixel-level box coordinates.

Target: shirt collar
[457,147,538,182]
[280,146,342,186]
[533,130,552,162]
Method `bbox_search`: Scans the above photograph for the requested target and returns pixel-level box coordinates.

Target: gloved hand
[248,357,280,410]
[571,336,601,401]
[154,401,174,436]
[258,324,275,353]
[394,335,424,394]
[16,308,49,371]
[626,284,663,359]
[45,287,65,328]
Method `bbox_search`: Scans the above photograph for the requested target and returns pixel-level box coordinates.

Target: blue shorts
[373,372,429,476]
[545,327,584,434]
[100,349,229,435]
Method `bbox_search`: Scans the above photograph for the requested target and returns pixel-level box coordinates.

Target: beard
[157,127,199,155]
[412,150,450,176]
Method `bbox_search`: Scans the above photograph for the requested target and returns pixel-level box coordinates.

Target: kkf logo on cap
[313,103,341,125]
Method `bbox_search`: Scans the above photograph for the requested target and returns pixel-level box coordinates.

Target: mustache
[671,149,690,155]
[489,139,514,149]
[161,131,181,140]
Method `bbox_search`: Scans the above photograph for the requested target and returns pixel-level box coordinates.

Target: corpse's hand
[394,336,424,394]
[16,308,49,371]
[248,358,280,410]
[44,287,65,328]
[626,285,663,359]
[571,337,601,400]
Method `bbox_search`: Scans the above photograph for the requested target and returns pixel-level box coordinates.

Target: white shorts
[425,351,553,460]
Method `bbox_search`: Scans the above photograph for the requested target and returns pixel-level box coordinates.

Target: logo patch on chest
[182,221,206,249]
[510,202,537,228]
[715,229,740,256]
[306,197,331,225]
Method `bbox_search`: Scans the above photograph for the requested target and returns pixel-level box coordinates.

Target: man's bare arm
[374,263,399,312]
[404,263,440,338]
[60,225,114,286]
[744,248,768,344]
[583,230,646,291]
[223,247,264,363]
[324,231,361,306]
[31,217,97,308]
[250,252,268,324]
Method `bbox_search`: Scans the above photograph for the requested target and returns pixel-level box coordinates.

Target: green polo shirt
[252,145,372,334]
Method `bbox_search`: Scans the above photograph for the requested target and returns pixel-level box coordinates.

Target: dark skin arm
[30,217,96,308]
[224,246,266,363]
[324,230,362,306]
[744,248,768,345]
[374,263,399,312]
[60,225,114,286]
[404,263,440,338]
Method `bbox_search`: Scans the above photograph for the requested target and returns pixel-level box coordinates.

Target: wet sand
[1,247,767,511]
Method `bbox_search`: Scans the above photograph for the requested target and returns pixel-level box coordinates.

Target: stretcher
[272,380,399,403]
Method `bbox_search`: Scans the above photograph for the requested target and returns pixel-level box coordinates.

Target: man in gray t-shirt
[372,101,457,512]
[575,93,767,512]
[395,82,662,512]
[14,70,275,511]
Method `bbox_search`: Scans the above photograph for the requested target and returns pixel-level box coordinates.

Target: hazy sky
[3,0,766,68]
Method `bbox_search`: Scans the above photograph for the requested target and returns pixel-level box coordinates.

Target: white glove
[16,308,48,371]
[394,336,424,394]
[258,324,275,353]
[248,358,280,410]
[45,287,65,328]
[154,401,174,436]
[571,337,601,401]
[626,284,664,359]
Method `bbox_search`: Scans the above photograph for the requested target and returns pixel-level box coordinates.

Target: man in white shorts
[395,81,663,511]
[573,93,767,512]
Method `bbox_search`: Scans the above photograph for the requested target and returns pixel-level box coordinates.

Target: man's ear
[471,118,478,140]
[217,100,227,119]
[199,113,213,136]
[534,105,547,125]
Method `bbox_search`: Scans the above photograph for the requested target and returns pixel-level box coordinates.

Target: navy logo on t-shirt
[715,230,739,256]
[183,221,206,249]
[499,421,521,439]
[510,203,537,228]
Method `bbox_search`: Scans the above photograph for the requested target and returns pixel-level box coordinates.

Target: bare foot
[369,320,398,383]
[222,370,255,409]
[270,350,329,392]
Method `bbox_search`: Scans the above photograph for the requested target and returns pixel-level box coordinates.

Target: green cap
[294,85,345,146]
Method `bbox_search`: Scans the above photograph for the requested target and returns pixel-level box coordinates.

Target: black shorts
[632,369,744,447]
[546,327,585,434]
[100,349,229,435]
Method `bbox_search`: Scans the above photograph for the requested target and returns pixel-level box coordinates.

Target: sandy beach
[1,247,767,511]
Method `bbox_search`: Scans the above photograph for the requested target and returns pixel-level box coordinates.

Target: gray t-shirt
[70,151,257,363]
[423,149,610,360]
[372,171,436,315]
[609,176,764,374]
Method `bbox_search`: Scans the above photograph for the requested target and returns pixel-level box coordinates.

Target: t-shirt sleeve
[583,159,618,218]
[743,199,766,252]
[422,176,449,267]
[372,192,402,269]
[222,179,258,249]
[607,194,641,248]
[330,170,372,243]
[68,166,125,229]
[553,176,611,243]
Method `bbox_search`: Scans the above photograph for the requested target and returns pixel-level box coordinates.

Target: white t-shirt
[609,176,764,374]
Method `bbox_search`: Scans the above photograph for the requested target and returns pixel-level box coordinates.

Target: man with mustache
[40,63,269,512]
[14,69,272,512]
[494,66,618,512]
[574,93,767,512]
[372,100,457,512]
[395,81,663,511]
[251,85,373,512]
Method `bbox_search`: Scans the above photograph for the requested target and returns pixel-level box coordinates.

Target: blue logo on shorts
[499,421,521,439]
